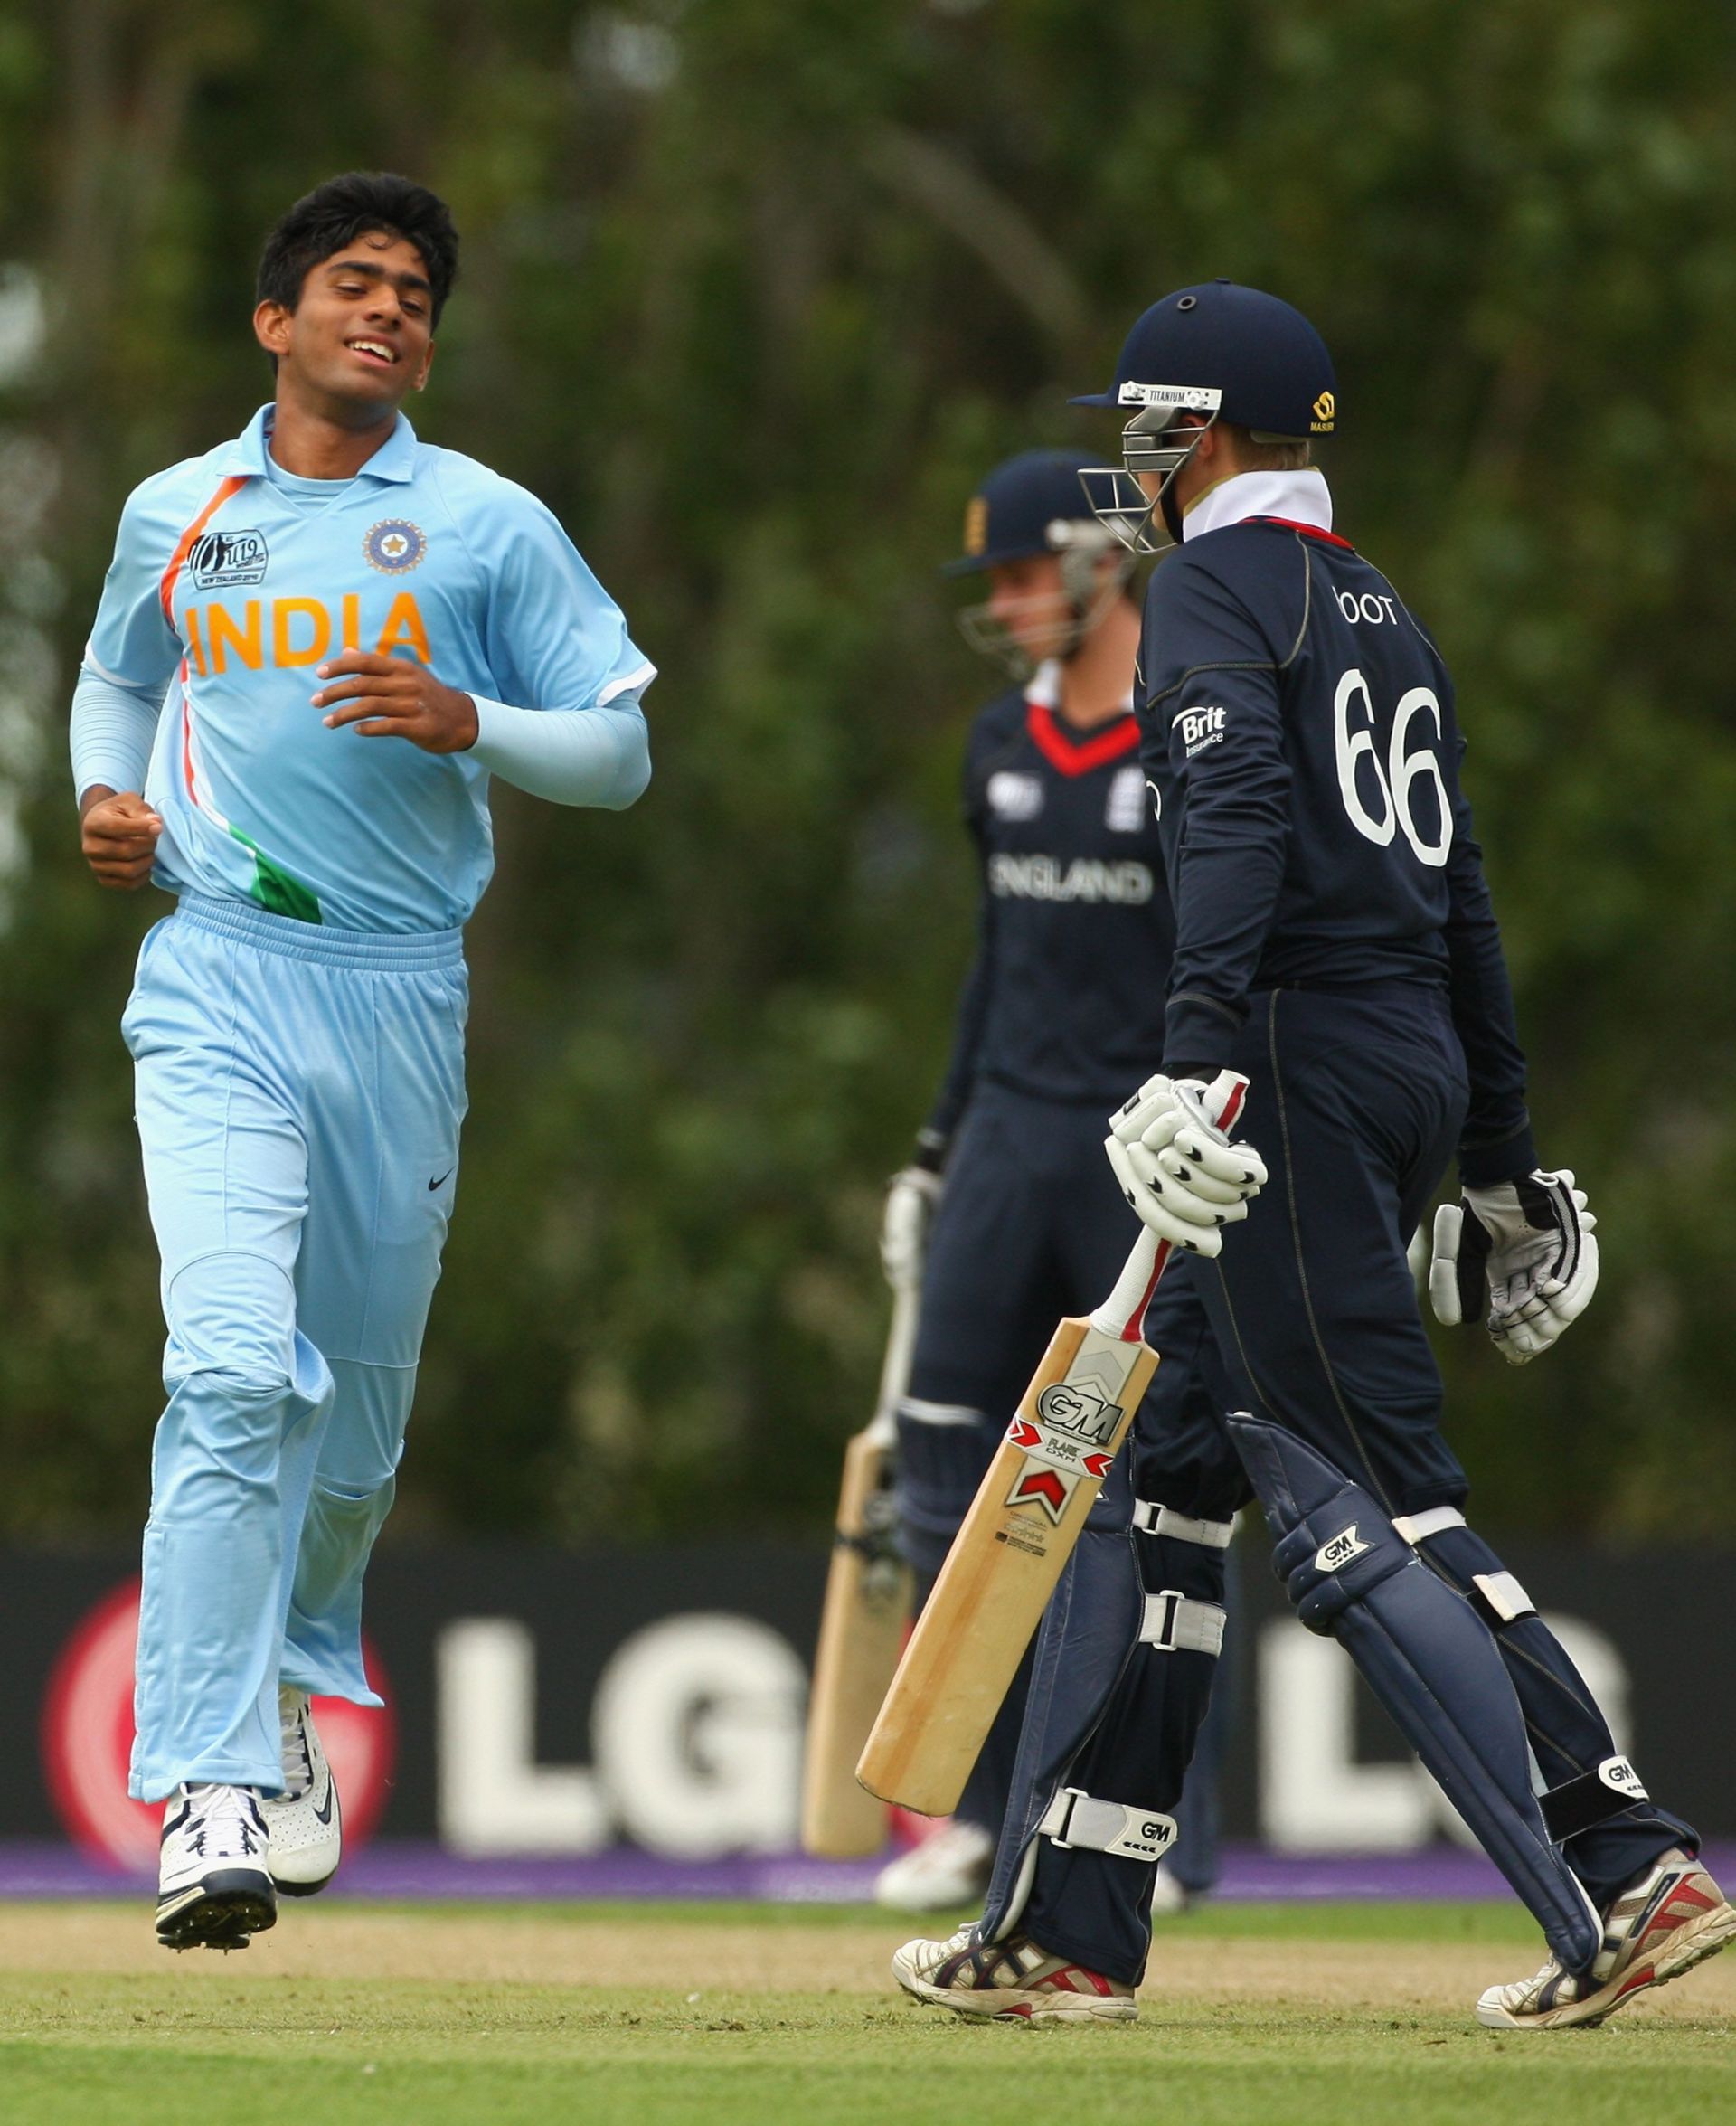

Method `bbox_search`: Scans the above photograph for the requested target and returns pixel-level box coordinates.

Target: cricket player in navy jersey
[72,173,652,1950]
[895,282,1733,2028]
[876,450,1231,1913]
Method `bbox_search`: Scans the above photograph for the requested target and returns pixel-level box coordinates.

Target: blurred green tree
[0,0,1731,1541]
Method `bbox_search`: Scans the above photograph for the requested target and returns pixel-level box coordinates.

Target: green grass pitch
[0,1899,1731,2124]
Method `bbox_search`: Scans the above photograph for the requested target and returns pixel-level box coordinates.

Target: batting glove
[882,1165,943,1290]
[1429,1168,1599,1365]
[1104,1073,1268,1259]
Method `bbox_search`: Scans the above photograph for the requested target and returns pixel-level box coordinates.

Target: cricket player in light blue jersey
[71,173,652,1950]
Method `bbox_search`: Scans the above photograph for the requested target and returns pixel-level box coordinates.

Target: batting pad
[1229,1413,1603,1976]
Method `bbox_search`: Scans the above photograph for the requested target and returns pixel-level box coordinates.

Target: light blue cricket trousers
[123,892,467,1800]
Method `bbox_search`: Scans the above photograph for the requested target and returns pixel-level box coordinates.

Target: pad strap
[1542,1756,1651,1842]
[1139,1590,1227,1657]
[1392,1507,1466,1544]
[1132,1501,1235,1548]
[1392,1507,1538,1627]
[1037,1786,1178,1863]
[1469,1570,1537,1626]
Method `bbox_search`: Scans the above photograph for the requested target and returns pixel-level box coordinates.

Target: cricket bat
[856,1072,1248,1818]
[800,1275,920,1857]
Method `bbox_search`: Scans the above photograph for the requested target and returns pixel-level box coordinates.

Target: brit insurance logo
[364,518,428,573]
[188,527,269,591]
[1177,703,1226,757]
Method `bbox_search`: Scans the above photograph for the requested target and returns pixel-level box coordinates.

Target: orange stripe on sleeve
[158,475,249,626]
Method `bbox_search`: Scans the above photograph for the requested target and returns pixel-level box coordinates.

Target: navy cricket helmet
[1071,280,1335,439]
[942,448,1108,576]
[944,448,1133,674]
[1074,281,1335,553]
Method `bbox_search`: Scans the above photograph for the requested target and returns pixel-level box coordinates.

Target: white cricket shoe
[1477,1847,1736,2030]
[261,1687,343,1896]
[156,1783,275,1951]
[873,1819,995,1913]
[892,1921,1136,2024]
[1149,1862,1193,1916]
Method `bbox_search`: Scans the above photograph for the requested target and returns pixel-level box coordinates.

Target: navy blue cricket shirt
[925,662,1175,1146]
[1137,473,1536,1186]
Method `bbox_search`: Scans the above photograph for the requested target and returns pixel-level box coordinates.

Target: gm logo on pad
[1315,1524,1369,1573]
[1599,1756,1648,1800]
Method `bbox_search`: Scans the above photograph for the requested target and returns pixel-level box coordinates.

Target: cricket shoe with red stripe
[1477,1847,1736,2030]
[892,1922,1136,2024]
[261,1687,342,1896]
[156,1782,276,1951]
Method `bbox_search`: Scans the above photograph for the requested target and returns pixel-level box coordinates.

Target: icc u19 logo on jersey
[364,519,428,573]
[188,527,268,591]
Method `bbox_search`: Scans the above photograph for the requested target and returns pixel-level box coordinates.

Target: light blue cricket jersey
[83,406,653,931]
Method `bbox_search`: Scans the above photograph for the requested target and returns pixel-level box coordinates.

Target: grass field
[0,1898,1731,2125]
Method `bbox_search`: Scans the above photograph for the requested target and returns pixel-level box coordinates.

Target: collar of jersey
[213,404,419,484]
[1181,468,1334,543]
[1024,657,1135,716]
[1023,660,1139,777]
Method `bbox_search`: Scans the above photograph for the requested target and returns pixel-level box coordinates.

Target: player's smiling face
[255,231,436,414]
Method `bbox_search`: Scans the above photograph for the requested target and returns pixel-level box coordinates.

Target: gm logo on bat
[1033,1384,1123,1446]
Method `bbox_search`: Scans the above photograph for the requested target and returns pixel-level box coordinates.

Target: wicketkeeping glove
[1104,1073,1268,1259]
[1429,1168,1599,1365]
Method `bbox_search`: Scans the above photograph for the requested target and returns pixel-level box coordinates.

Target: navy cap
[943,449,1103,576]
[1072,280,1335,439]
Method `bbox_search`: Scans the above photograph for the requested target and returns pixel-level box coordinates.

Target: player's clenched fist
[1105,1072,1267,1257]
[313,648,479,753]
[80,788,163,890]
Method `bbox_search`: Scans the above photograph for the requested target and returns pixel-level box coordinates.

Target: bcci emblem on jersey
[364,519,429,574]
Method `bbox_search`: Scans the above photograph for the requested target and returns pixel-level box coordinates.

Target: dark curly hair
[257,172,459,326]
